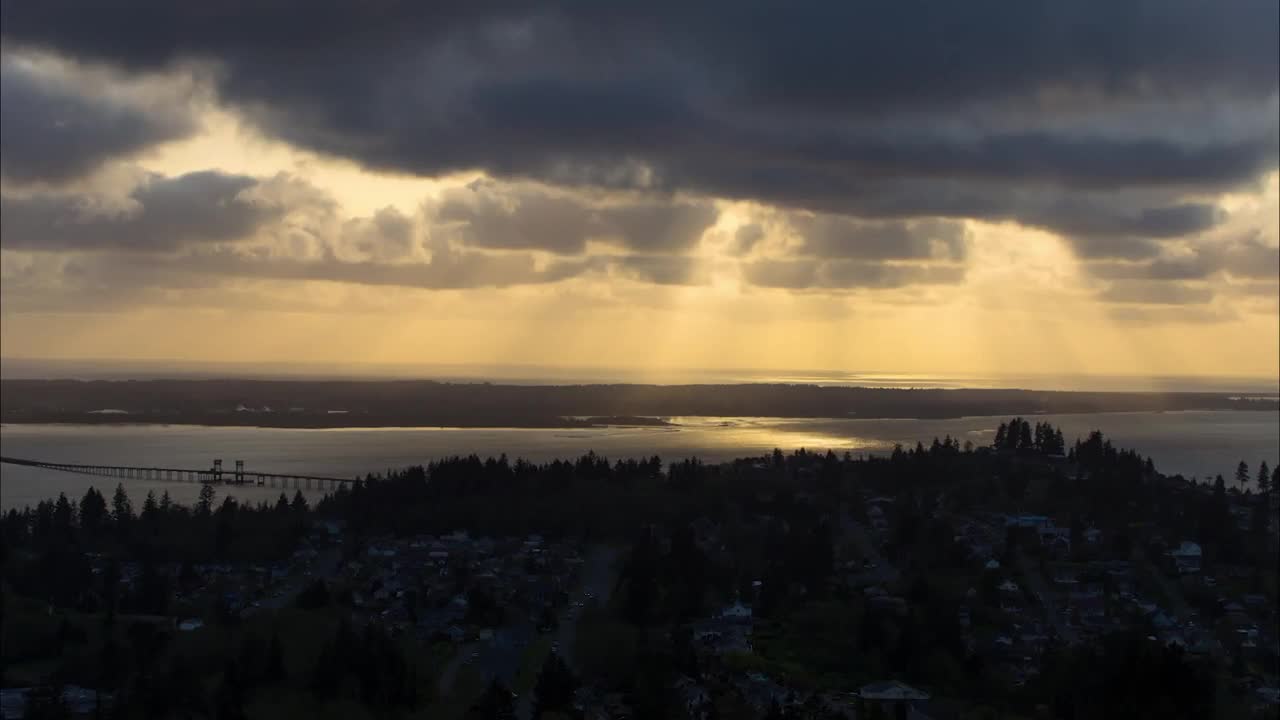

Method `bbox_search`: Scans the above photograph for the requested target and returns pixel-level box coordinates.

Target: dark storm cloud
[1,171,278,251]
[743,259,965,290]
[3,2,1275,254]
[436,183,716,254]
[0,58,196,183]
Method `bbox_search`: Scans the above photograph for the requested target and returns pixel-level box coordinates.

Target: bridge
[0,456,357,491]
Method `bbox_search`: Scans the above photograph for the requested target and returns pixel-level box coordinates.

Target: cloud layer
[0,1,1276,324]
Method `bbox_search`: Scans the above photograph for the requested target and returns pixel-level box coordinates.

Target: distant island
[1,379,1275,428]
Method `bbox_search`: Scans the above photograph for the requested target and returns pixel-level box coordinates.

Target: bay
[2,410,1276,510]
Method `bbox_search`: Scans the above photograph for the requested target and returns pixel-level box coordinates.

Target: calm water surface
[2,411,1276,509]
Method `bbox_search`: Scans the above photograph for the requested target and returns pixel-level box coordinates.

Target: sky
[1,2,1277,382]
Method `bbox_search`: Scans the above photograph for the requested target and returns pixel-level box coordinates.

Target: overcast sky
[1,2,1277,380]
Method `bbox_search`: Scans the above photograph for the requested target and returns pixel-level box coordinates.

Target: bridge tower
[213,458,222,483]
[235,460,245,485]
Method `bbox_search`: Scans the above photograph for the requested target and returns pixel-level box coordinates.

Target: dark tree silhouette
[466,679,515,720]
[533,651,579,717]
[1235,460,1250,491]
[197,483,216,518]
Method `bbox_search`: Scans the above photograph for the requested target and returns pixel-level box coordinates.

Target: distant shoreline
[2,378,1276,430]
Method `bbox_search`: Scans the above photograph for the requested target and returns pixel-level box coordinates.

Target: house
[1006,514,1052,530]
[868,594,909,615]
[693,616,753,654]
[1068,586,1106,621]
[1169,541,1202,574]
[1038,526,1072,555]
[867,505,890,531]
[858,681,931,719]
[1,685,105,719]
[720,601,753,621]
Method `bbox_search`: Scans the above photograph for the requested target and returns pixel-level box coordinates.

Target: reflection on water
[3,410,1277,509]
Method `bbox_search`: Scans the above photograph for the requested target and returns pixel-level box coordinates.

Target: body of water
[2,410,1276,510]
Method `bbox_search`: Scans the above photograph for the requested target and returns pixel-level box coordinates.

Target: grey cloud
[1087,256,1217,281]
[3,1,1275,257]
[0,57,196,183]
[612,255,708,286]
[675,168,1229,252]
[438,185,596,254]
[744,259,965,290]
[1215,237,1280,279]
[198,250,589,290]
[5,245,594,299]
[1068,237,1164,261]
[793,216,967,260]
[1109,306,1238,325]
[1229,279,1280,297]
[342,207,416,261]
[0,171,278,251]
[436,183,716,254]
[729,224,764,256]
[597,202,718,253]
[1098,280,1214,305]
[1085,237,1280,280]
[1029,201,1223,244]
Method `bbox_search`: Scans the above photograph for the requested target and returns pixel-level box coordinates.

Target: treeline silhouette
[2,484,310,616]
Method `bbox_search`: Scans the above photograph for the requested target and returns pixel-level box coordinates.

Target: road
[249,545,344,614]
[840,508,900,585]
[515,544,619,720]
[1016,549,1077,645]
